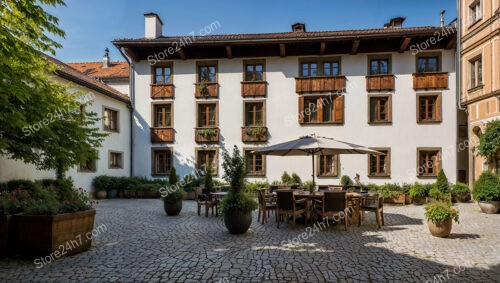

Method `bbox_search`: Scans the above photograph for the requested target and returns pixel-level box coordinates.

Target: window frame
[468,55,483,90]
[78,150,98,173]
[151,102,174,128]
[196,61,218,83]
[151,63,173,85]
[468,0,482,27]
[102,106,119,132]
[151,148,173,176]
[316,154,339,177]
[196,102,219,128]
[243,60,266,82]
[299,95,344,124]
[416,53,442,73]
[243,100,266,127]
[299,57,342,77]
[416,93,442,123]
[367,55,392,75]
[108,150,124,169]
[368,148,391,178]
[244,148,266,177]
[416,147,442,177]
[195,147,219,176]
[368,94,392,124]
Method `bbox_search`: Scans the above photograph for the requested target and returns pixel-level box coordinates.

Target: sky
[47,0,457,63]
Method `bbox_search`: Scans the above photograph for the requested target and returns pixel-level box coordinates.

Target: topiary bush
[291,173,302,184]
[281,171,293,184]
[429,185,452,204]
[435,169,450,194]
[340,175,353,186]
[204,165,215,192]
[451,182,470,202]
[472,171,500,201]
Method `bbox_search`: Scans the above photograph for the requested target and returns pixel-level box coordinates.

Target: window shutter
[334,96,344,123]
[317,98,324,122]
[298,96,305,124]
[436,95,442,122]
[333,155,339,176]
[388,96,392,122]
[385,151,391,175]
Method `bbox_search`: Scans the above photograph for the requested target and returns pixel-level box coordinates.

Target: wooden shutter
[385,150,391,175]
[388,96,392,122]
[334,96,344,123]
[436,95,442,122]
[298,96,305,124]
[317,98,324,123]
[333,155,339,176]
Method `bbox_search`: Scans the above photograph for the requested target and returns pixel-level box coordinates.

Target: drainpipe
[456,0,465,111]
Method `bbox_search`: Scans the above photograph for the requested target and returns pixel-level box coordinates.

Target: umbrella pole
[312,154,315,188]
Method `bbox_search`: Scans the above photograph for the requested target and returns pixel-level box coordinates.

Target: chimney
[144,13,163,39]
[384,17,406,28]
[292,23,306,32]
[103,47,110,68]
[440,10,446,27]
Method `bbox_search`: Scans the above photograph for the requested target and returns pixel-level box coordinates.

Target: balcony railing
[195,127,219,143]
[366,75,395,91]
[150,128,174,143]
[241,126,267,142]
[241,81,267,97]
[413,72,448,90]
[295,76,346,94]
[194,82,218,98]
[150,84,174,99]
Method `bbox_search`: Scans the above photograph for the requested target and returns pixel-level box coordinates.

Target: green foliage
[365,183,380,192]
[244,181,269,196]
[409,183,430,198]
[6,179,36,192]
[280,172,293,184]
[435,169,450,194]
[424,202,459,223]
[198,128,217,137]
[169,167,179,187]
[452,182,470,197]
[181,174,199,192]
[291,173,302,184]
[163,167,185,203]
[204,165,215,192]
[379,183,403,199]
[401,183,412,194]
[302,180,315,193]
[92,176,168,193]
[340,175,353,186]
[244,125,266,137]
[0,0,106,175]
[472,171,500,201]
[429,185,452,204]
[477,120,500,160]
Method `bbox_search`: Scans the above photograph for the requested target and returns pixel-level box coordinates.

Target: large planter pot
[404,195,413,204]
[453,193,471,203]
[107,189,118,199]
[478,201,500,214]
[413,196,427,205]
[15,210,96,256]
[427,218,452,238]
[164,200,183,216]
[0,215,13,255]
[224,211,252,234]
[95,190,107,200]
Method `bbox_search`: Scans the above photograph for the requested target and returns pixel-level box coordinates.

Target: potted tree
[472,171,500,214]
[424,202,459,238]
[219,146,258,234]
[451,182,471,203]
[162,167,185,216]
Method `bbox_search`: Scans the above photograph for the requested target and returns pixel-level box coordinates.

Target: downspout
[456,0,465,111]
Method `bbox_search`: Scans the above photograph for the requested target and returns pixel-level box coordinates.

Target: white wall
[132,50,458,185]
[106,81,129,96]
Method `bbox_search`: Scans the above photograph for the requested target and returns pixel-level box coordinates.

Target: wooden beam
[320,42,326,55]
[446,35,457,49]
[124,48,139,62]
[399,37,412,53]
[178,49,187,60]
[225,45,233,59]
[350,40,360,55]
[279,43,286,57]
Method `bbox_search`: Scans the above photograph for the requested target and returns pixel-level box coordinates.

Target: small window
[301,96,342,124]
[244,150,265,176]
[103,108,119,132]
[245,63,264,81]
[154,66,172,84]
[369,149,390,177]
[469,56,482,89]
[198,65,216,82]
[244,102,264,126]
[301,62,318,77]
[417,95,441,123]
[153,104,172,128]
[323,61,340,76]
[79,154,97,172]
[318,155,338,177]
[369,96,391,123]
[417,149,441,177]
[417,56,439,73]
[197,103,217,127]
[153,149,172,175]
[369,59,389,75]
[109,151,123,169]
[197,149,217,175]
[469,1,482,25]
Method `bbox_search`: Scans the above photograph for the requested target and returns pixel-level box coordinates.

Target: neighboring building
[0,56,132,190]
[459,0,500,184]
[113,13,463,184]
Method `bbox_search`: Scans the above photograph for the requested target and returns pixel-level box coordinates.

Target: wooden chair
[360,196,384,228]
[257,189,277,224]
[269,185,278,193]
[313,191,348,230]
[318,185,329,191]
[276,190,307,228]
[196,188,219,217]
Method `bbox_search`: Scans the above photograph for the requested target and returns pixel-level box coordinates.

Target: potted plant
[219,146,258,234]
[380,183,405,204]
[91,176,109,200]
[409,183,429,205]
[340,175,354,188]
[429,185,452,204]
[162,167,185,216]
[198,81,208,95]
[451,182,471,203]
[472,171,500,214]
[424,202,459,238]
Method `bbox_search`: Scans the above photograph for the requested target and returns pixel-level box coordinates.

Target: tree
[221,146,246,192]
[478,120,500,161]
[0,1,106,177]
[435,169,450,193]
[204,164,214,192]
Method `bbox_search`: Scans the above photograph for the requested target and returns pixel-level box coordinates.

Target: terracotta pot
[224,211,252,234]
[427,218,452,238]
[478,201,500,214]
[164,200,183,216]
[95,190,107,200]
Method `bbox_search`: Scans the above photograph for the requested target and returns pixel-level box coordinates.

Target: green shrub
[401,183,412,194]
[429,185,452,204]
[379,183,403,199]
[24,185,60,215]
[162,167,185,203]
[92,175,113,192]
[409,183,429,198]
[425,202,459,223]
[452,182,470,197]
[477,120,500,160]
[245,181,269,196]
[291,173,302,184]
[204,165,215,192]
[302,180,314,193]
[340,175,353,186]
[0,182,7,192]
[472,171,500,201]
[281,172,292,184]
[435,169,450,194]
[6,179,36,191]
[365,183,379,192]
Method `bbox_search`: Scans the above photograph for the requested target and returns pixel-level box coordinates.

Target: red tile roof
[67,61,129,80]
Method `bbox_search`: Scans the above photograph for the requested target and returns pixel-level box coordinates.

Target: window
[198,64,216,83]
[154,66,172,84]
[369,149,390,177]
[369,95,391,123]
[323,61,340,76]
[300,58,341,77]
[153,149,172,175]
[369,59,389,75]
[469,1,482,25]
[417,56,439,73]
[244,102,264,126]
[245,63,264,81]
[417,94,441,123]
[79,152,97,172]
[196,149,217,175]
[318,155,338,176]
[469,56,482,89]
[109,151,123,169]
[153,104,172,128]
[103,108,119,132]
[197,103,217,127]
[300,96,343,124]
[301,62,318,77]
[417,148,441,177]
[244,149,265,176]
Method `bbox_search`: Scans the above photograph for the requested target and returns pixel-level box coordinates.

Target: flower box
[383,193,406,204]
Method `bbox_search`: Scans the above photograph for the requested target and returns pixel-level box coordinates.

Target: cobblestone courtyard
[0,200,498,282]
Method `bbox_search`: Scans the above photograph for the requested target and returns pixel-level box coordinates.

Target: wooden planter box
[366,75,395,91]
[412,72,448,90]
[151,84,174,99]
[295,76,346,93]
[195,128,219,143]
[383,193,406,204]
[194,83,218,98]
[15,210,96,256]
[0,215,13,255]
[242,127,267,142]
[241,81,267,97]
[404,195,413,204]
[123,190,136,199]
[151,128,174,143]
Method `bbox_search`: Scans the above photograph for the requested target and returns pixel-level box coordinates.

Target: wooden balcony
[150,84,174,99]
[366,75,395,91]
[194,82,218,98]
[295,76,346,94]
[150,128,174,143]
[195,127,219,143]
[242,126,267,142]
[241,81,267,97]
[413,72,448,90]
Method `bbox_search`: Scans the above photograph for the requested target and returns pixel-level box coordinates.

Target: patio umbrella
[253,135,382,186]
